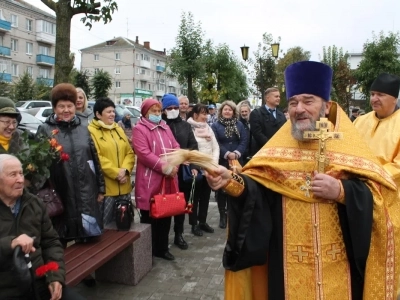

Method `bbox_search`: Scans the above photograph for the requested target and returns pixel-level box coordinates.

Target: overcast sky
[30,0,398,69]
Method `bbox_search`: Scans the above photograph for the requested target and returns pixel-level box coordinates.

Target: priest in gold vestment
[205,61,400,300]
[354,73,400,188]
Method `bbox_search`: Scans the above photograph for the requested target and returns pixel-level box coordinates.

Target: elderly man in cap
[354,73,400,188]
[204,61,400,299]
[0,154,85,300]
[207,104,217,126]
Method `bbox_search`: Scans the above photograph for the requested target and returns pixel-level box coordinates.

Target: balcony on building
[0,46,11,57]
[36,54,55,66]
[36,77,54,86]
[35,20,56,45]
[139,60,151,69]
[168,81,177,88]
[156,65,165,72]
[0,19,11,32]
[0,72,12,82]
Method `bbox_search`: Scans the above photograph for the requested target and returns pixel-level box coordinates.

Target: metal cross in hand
[303,118,343,173]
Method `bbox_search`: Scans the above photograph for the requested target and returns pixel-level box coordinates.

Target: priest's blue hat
[284,61,333,101]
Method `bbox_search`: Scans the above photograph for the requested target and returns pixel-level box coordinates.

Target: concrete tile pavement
[72,194,227,300]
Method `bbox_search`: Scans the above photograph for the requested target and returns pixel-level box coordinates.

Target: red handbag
[150,177,187,218]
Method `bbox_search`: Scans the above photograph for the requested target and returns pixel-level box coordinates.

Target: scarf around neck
[187,117,211,141]
[218,116,240,138]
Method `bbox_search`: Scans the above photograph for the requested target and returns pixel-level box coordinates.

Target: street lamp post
[241,42,280,101]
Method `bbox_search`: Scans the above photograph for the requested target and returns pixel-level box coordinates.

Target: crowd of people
[1,60,400,299]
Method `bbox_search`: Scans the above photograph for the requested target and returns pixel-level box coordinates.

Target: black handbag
[182,165,203,182]
[115,198,134,231]
[37,181,64,218]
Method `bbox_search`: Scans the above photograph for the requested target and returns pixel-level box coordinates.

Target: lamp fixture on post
[271,43,280,59]
[240,45,249,61]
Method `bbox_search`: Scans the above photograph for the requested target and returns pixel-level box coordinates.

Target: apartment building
[80,36,186,105]
[0,0,56,86]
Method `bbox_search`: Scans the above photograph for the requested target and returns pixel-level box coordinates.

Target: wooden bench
[65,230,140,286]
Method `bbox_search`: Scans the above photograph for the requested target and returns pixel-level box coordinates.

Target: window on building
[11,64,18,76]
[148,84,151,90]
[141,54,150,61]
[0,59,9,73]
[136,81,140,88]
[39,45,50,55]
[11,39,18,51]
[115,67,121,74]
[0,10,4,21]
[136,53,140,60]
[94,54,99,61]
[0,36,3,47]
[39,68,50,78]
[26,42,33,55]
[153,59,156,65]
[115,53,121,60]
[26,66,33,76]
[42,21,56,35]
[11,15,18,27]
[140,81,146,89]
[26,19,33,31]
[116,81,121,88]
[94,68,99,74]
[169,87,176,94]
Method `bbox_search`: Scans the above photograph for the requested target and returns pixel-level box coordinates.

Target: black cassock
[223,175,373,300]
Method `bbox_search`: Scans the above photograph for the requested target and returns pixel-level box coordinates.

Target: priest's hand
[311,171,341,201]
[204,166,231,190]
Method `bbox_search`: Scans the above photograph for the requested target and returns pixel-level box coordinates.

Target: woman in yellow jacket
[88,97,135,225]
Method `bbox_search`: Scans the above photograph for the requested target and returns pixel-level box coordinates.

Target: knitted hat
[285,61,333,101]
[141,98,160,116]
[161,94,179,110]
[370,73,400,99]
[0,97,20,116]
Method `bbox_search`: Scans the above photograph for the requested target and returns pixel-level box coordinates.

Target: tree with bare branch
[40,0,118,85]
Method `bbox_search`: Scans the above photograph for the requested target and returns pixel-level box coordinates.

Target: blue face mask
[148,114,161,124]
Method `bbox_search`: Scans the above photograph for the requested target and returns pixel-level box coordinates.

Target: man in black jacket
[249,87,286,155]
[0,154,84,300]
[162,94,199,250]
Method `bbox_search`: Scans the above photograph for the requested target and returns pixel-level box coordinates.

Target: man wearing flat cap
[354,73,400,187]
[204,61,400,299]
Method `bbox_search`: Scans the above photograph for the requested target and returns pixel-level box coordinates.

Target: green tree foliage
[199,42,248,103]
[13,72,35,101]
[91,69,112,100]
[353,31,400,103]
[72,70,91,99]
[0,75,13,99]
[321,45,353,113]
[247,33,281,97]
[276,47,311,102]
[34,79,52,100]
[168,12,204,102]
[41,0,118,84]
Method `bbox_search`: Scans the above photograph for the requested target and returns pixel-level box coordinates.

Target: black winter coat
[36,114,105,240]
[163,115,199,188]
[0,191,65,298]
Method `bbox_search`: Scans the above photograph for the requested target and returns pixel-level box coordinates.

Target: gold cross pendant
[300,175,312,197]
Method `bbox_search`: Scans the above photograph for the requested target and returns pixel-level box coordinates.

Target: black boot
[219,211,227,229]
[174,234,188,250]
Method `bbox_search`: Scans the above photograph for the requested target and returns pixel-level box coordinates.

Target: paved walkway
[73,195,226,300]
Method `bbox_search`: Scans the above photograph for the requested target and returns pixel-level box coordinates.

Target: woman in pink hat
[132,99,180,261]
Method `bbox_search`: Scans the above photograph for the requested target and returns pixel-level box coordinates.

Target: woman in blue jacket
[211,100,248,229]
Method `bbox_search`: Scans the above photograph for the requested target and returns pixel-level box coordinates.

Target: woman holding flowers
[36,83,105,243]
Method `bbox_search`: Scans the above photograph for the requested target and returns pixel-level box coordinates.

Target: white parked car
[125,106,141,118]
[26,107,53,122]
[15,100,52,111]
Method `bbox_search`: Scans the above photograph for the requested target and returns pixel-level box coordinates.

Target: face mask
[166,109,179,119]
[148,114,161,124]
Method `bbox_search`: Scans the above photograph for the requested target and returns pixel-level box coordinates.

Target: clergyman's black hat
[370,73,400,99]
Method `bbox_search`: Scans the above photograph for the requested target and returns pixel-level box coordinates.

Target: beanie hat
[0,97,20,116]
[285,61,333,101]
[161,94,179,110]
[141,98,160,116]
[370,73,400,99]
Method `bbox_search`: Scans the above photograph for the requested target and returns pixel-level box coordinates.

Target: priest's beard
[291,103,326,141]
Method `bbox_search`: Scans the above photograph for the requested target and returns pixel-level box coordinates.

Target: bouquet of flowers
[15,129,69,191]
